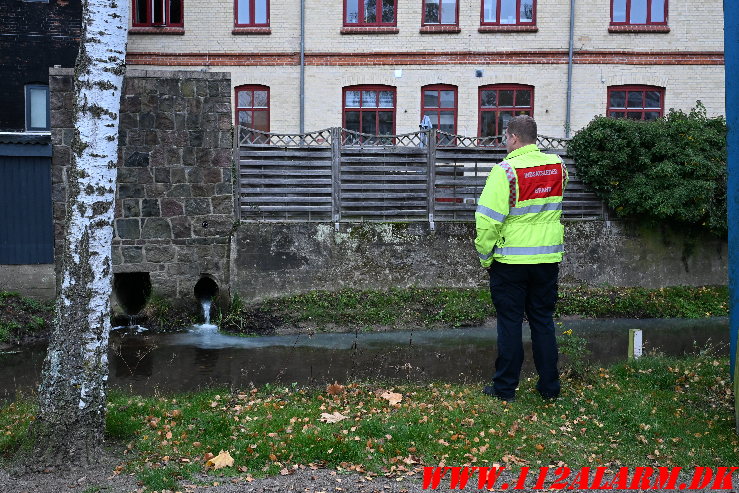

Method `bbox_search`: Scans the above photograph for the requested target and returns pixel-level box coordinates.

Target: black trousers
[488,261,560,399]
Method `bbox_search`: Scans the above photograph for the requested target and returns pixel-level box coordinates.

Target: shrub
[568,103,727,237]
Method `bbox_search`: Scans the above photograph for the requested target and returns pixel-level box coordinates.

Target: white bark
[30,0,129,466]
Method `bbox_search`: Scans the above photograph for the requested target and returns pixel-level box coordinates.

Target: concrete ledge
[0,264,56,300]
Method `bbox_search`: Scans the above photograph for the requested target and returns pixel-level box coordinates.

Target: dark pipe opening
[194,276,218,302]
[113,272,152,315]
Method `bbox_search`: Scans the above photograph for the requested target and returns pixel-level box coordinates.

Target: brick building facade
[126,0,725,138]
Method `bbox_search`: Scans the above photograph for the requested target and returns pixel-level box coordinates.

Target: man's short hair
[506,115,537,144]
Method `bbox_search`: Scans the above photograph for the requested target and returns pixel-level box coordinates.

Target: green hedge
[568,103,727,237]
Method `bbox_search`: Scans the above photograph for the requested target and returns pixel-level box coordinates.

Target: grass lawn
[0,351,735,491]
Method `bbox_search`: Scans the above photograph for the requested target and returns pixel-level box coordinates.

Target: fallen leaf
[381,392,403,406]
[320,412,349,423]
[327,383,345,395]
[206,450,234,470]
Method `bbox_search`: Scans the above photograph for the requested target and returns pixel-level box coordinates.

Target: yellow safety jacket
[475,144,568,267]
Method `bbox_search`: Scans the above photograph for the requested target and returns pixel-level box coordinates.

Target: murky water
[0,318,728,400]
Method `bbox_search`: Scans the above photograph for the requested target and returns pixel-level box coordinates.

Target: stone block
[141,218,172,239]
[139,112,156,130]
[118,184,145,199]
[161,198,184,217]
[155,168,171,184]
[145,245,176,263]
[145,130,159,146]
[218,131,234,149]
[116,219,141,239]
[124,151,150,168]
[126,129,145,146]
[202,168,223,184]
[188,130,204,147]
[191,184,216,197]
[215,183,233,195]
[166,148,183,166]
[211,195,234,215]
[170,216,193,239]
[121,246,144,263]
[182,147,197,166]
[141,199,160,217]
[112,246,123,266]
[155,113,175,131]
[180,80,195,98]
[170,168,187,183]
[212,149,232,167]
[122,199,140,217]
[185,198,212,215]
[174,112,187,130]
[120,94,141,114]
[159,95,174,112]
[145,183,170,199]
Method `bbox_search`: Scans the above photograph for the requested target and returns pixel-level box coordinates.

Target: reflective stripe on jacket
[475,144,568,267]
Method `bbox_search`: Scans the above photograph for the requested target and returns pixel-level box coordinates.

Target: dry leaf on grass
[381,391,403,406]
[319,411,349,423]
[326,382,345,395]
[206,450,234,469]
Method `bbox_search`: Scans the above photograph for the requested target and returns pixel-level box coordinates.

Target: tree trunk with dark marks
[24,0,128,469]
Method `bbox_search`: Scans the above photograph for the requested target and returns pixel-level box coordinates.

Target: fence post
[427,128,437,232]
[331,127,341,230]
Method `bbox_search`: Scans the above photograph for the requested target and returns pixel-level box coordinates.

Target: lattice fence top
[238,126,570,151]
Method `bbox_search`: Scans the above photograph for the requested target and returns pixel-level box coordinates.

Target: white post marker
[628,329,643,360]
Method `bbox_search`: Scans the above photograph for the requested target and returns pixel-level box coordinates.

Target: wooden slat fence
[238,127,606,224]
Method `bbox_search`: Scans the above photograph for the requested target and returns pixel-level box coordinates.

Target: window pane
[253,111,269,131]
[483,0,497,22]
[645,91,661,109]
[627,91,644,108]
[382,0,394,23]
[440,90,455,107]
[515,90,531,107]
[238,110,253,126]
[425,113,439,127]
[498,111,514,133]
[29,87,47,129]
[500,0,517,24]
[345,91,361,107]
[135,0,147,23]
[651,0,665,23]
[609,91,626,108]
[644,111,661,120]
[609,111,626,118]
[378,111,393,134]
[379,91,394,108]
[238,90,252,108]
[365,0,377,23]
[441,0,456,24]
[520,0,533,23]
[425,0,440,23]
[345,111,360,131]
[480,112,497,137]
[439,111,455,132]
[362,91,377,107]
[612,0,626,22]
[499,90,514,107]
[481,90,497,107]
[253,91,268,107]
[237,0,250,24]
[153,0,164,23]
[627,112,643,120]
[424,90,439,108]
[629,0,647,23]
[346,0,359,22]
[169,0,182,23]
[362,111,377,134]
[255,0,267,23]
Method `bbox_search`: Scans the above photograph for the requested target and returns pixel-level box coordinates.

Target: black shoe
[482,385,515,403]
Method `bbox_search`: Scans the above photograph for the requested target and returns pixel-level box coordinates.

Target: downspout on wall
[565,0,575,138]
[299,0,305,134]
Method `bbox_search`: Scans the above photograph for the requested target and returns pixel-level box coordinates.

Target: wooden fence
[238,127,606,225]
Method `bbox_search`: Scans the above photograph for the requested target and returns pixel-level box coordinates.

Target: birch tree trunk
[27,0,129,467]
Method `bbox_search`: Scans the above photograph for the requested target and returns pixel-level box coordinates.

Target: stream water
[0,317,728,401]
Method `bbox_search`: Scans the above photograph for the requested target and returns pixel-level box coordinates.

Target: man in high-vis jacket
[475,115,568,402]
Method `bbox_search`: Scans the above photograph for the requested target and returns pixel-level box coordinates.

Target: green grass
[0,291,54,344]
[2,352,735,491]
[219,285,729,335]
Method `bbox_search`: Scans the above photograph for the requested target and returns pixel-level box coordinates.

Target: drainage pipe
[299,0,305,134]
[565,0,575,138]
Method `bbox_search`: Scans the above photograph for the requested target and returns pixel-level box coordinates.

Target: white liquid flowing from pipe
[202,299,212,325]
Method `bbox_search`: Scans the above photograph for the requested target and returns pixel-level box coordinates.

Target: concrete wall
[231,221,728,301]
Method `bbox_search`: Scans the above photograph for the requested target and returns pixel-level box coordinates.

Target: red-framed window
[132,0,183,27]
[235,0,269,26]
[235,85,270,133]
[481,0,535,25]
[478,84,534,138]
[611,0,667,25]
[345,0,397,26]
[423,0,458,25]
[343,85,396,136]
[422,85,457,145]
[607,85,664,120]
